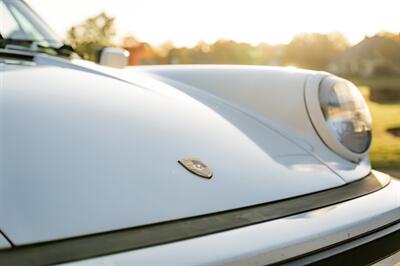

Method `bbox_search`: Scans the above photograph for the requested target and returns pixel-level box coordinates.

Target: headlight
[305,76,372,162]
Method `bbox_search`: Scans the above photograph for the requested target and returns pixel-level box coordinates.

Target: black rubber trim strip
[0,172,391,266]
[0,50,35,62]
[279,220,400,266]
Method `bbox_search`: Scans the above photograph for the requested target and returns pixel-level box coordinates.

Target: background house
[328,35,400,77]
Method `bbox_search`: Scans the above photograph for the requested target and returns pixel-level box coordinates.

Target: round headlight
[305,76,372,162]
[319,78,372,153]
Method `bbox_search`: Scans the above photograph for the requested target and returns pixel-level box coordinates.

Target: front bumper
[284,220,400,265]
[61,171,399,266]
[1,171,399,265]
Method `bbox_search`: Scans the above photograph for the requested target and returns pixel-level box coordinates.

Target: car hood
[0,61,344,245]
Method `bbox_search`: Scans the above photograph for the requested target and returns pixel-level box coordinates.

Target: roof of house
[330,35,400,65]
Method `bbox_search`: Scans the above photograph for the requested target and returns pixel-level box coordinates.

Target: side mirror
[97,47,129,68]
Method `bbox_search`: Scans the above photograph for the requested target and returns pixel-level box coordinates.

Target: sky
[26,0,400,47]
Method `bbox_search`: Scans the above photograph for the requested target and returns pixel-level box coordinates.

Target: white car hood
[0,62,344,245]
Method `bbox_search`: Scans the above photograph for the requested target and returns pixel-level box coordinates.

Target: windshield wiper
[40,43,76,58]
[0,37,33,48]
[0,36,76,58]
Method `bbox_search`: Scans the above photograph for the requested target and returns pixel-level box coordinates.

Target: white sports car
[0,1,399,265]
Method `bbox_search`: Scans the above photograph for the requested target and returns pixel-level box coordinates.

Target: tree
[66,12,116,61]
[281,32,349,70]
[156,41,175,58]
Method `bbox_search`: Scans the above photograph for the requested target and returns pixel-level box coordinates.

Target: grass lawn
[358,86,400,170]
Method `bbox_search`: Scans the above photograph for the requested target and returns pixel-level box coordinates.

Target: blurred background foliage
[67,12,400,173]
[281,32,350,69]
[66,12,116,61]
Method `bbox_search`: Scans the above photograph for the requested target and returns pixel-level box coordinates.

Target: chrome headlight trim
[305,76,372,162]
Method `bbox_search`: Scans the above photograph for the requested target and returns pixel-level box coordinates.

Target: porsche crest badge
[178,158,213,179]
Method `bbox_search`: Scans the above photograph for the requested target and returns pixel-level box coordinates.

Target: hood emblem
[178,158,213,179]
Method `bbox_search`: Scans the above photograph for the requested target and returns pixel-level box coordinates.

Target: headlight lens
[319,79,372,153]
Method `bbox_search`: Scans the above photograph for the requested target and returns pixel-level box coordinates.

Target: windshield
[0,0,62,47]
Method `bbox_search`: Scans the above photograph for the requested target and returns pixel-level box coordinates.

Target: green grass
[358,86,400,170]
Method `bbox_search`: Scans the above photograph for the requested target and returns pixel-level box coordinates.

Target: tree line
[66,12,398,71]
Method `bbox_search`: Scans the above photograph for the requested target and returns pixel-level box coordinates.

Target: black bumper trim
[0,172,391,266]
[281,221,400,266]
